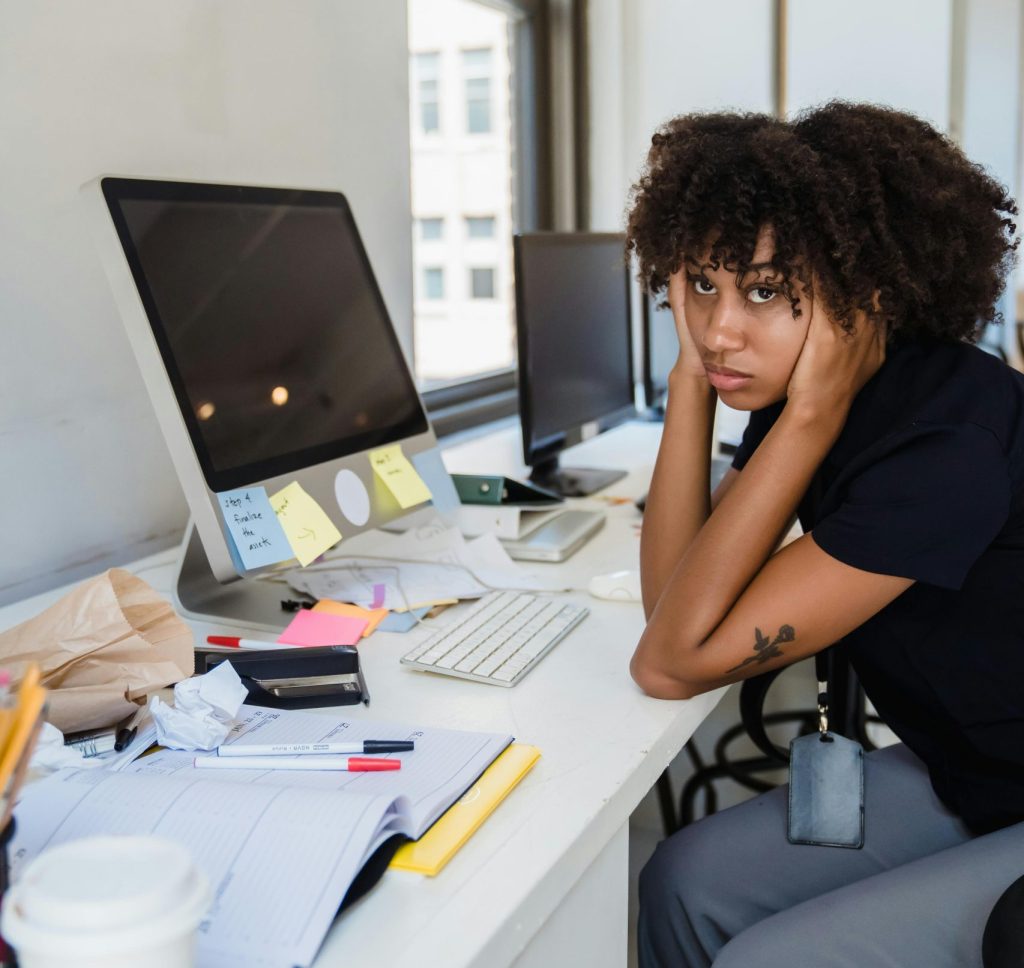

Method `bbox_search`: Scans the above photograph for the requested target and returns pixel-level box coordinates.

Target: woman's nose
[702,301,746,354]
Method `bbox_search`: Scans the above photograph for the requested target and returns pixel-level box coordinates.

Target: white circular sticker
[334,469,371,526]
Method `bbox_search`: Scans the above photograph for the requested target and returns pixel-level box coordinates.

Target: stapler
[196,645,370,709]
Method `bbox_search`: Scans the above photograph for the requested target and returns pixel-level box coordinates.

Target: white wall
[0,1,413,605]
[589,0,774,234]
[786,0,953,125]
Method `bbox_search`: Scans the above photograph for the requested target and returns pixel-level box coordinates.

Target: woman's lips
[704,364,753,391]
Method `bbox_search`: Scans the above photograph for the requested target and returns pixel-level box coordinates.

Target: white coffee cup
[2,835,212,968]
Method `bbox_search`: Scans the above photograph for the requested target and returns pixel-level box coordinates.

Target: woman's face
[668,232,810,410]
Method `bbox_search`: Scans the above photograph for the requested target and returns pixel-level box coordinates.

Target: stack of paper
[285,521,565,612]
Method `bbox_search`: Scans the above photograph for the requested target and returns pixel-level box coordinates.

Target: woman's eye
[692,278,716,295]
[749,286,777,304]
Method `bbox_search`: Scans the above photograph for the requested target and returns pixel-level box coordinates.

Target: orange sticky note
[277,609,369,647]
[312,600,388,638]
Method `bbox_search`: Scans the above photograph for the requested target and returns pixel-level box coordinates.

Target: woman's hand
[786,285,886,421]
[666,273,713,388]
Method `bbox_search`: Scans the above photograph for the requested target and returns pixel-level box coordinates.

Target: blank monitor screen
[515,233,634,461]
[644,293,680,408]
[101,179,428,493]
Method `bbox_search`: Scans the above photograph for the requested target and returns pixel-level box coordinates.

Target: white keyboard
[400,591,588,687]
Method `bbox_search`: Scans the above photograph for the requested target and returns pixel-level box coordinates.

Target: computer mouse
[587,570,643,603]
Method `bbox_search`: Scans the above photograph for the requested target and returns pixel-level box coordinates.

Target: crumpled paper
[0,569,194,734]
[149,660,247,751]
[30,721,105,772]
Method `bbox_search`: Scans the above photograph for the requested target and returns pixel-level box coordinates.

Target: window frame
[417,0,581,437]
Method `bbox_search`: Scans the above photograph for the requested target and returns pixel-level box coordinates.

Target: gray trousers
[638,744,1024,967]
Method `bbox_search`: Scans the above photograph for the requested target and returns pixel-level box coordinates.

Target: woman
[628,102,1024,967]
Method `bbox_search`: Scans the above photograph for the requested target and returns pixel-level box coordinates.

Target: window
[419,217,444,240]
[463,48,492,134]
[409,3,518,389]
[465,216,495,239]
[414,52,440,134]
[423,267,445,299]
[470,267,496,299]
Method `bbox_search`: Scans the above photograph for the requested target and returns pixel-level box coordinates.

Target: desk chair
[654,651,882,834]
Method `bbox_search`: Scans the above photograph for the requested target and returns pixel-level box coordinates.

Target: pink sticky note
[277,609,369,647]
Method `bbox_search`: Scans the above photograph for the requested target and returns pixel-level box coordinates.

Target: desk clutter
[0,537,562,967]
[8,705,539,968]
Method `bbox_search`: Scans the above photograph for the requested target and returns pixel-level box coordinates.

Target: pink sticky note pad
[277,609,369,647]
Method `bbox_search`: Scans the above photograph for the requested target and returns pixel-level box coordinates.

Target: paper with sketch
[285,522,564,609]
[11,707,513,968]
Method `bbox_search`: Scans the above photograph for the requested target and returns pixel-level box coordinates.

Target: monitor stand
[174,524,296,634]
[527,457,627,498]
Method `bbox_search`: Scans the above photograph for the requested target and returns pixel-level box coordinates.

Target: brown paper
[0,568,194,733]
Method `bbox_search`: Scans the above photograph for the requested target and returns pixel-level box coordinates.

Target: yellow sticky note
[269,482,342,567]
[312,600,388,638]
[368,444,432,509]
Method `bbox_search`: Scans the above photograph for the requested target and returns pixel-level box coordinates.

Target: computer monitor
[642,291,680,416]
[86,177,440,630]
[513,232,636,497]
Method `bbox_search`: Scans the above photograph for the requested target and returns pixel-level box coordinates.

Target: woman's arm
[639,370,716,618]
[631,292,900,699]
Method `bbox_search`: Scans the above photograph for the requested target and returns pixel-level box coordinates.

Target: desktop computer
[513,232,637,498]
[641,291,679,416]
[85,177,442,631]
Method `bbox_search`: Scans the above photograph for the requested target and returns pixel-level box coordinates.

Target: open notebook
[11,707,512,968]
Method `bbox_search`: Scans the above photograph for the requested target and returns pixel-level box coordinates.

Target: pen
[206,636,303,650]
[193,755,401,772]
[216,740,415,757]
[114,704,148,753]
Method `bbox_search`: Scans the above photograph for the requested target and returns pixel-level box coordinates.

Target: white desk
[2,421,725,968]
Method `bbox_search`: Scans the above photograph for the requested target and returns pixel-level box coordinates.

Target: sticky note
[411,448,461,514]
[277,609,369,647]
[369,444,432,509]
[377,607,430,633]
[217,487,294,570]
[312,600,388,638]
[269,482,342,567]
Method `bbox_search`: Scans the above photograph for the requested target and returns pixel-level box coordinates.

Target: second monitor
[513,232,636,498]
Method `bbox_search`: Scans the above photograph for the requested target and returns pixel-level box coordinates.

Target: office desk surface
[1,421,726,968]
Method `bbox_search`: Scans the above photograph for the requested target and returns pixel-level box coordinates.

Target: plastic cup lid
[12,836,207,936]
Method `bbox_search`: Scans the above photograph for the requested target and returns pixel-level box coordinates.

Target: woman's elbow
[629,652,704,700]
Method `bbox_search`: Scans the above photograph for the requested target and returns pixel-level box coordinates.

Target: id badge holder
[787,671,864,848]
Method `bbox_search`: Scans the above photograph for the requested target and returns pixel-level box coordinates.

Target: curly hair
[625,101,1019,341]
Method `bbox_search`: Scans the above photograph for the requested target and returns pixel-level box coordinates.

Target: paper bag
[0,568,194,733]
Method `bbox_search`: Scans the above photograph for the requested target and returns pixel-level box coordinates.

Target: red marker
[206,636,302,651]
[193,755,401,773]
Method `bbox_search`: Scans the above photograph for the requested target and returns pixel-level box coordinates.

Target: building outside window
[408,0,515,388]
[423,266,445,299]
[465,216,495,238]
[419,217,444,240]
[470,267,495,299]
[463,48,493,134]
[414,51,441,134]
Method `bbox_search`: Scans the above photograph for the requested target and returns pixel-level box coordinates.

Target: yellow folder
[390,743,541,876]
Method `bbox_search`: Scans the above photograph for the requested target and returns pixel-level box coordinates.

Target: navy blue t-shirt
[732,339,1024,833]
